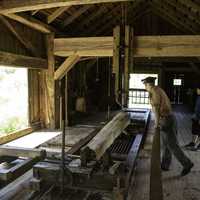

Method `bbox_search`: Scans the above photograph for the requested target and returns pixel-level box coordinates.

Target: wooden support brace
[54,54,80,80]
[3,13,52,33]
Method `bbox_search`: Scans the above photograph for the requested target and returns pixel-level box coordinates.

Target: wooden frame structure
[0,0,199,140]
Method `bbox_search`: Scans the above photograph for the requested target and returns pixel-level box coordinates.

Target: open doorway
[128,73,158,108]
[0,67,28,136]
[171,74,184,104]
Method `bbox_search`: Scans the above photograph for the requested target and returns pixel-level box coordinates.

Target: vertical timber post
[42,33,55,129]
[113,25,134,108]
[124,26,134,107]
[113,26,121,106]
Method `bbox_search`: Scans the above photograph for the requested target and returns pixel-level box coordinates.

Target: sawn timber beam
[0,51,47,69]
[54,35,200,58]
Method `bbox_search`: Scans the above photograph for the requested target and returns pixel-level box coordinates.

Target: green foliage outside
[0,116,28,135]
[0,67,28,136]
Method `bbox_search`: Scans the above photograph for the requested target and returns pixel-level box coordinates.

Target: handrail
[150,127,163,200]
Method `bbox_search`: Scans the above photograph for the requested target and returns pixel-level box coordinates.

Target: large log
[81,111,130,163]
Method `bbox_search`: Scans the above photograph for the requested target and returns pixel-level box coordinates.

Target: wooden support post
[124,26,130,107]
[113,25,134,107]
[124,26,134,107]
[113,26,121,106]
[40,34,56,129]
[54,54,80,80]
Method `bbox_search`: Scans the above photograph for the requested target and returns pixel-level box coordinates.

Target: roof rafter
[0,0,132,14]
[47,6,71,24]
[63,5,92,27]
[151,1,200,34]
[178,0,200,13]
[100,3,150,36]
[151,8,187,34]
[164,0,200,26]
[86,5,121,35]
[77,5,109,31]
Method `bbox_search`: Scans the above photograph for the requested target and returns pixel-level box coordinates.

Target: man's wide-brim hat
[141,76,157,84]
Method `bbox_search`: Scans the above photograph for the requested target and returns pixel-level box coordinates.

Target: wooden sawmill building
[0,0,199,199]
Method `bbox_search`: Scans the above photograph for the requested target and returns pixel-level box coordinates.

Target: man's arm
[150,90,161,128]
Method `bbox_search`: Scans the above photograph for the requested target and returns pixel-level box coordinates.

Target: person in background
[142,77,194,176]
[185,84,200,150]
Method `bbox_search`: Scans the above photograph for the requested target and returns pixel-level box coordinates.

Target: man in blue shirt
[185,84,200,150]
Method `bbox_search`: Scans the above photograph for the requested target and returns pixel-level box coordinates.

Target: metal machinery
[30,109,150,200]
[0,147,46,188]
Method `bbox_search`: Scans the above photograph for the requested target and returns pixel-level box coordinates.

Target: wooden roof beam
[54,37,113,57]
[150,1,199,34]
[31,10,39,15]
[54,35,200,58]
[96,2,149,35]
[151,1,197,32]
[0,51,47,69]
[0,0,131,14]
[163,0,200,26]
[77,5,108,31]
[47,6,71,24]
[178,0,200,13]
[151,7,189,34]
[93,0,146,35]
[62,5,91,27]
[97,6,151,36]
[86,5,121,35]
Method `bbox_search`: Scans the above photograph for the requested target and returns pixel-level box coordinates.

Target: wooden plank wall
[0,20,45,57]
[0,19,47,131]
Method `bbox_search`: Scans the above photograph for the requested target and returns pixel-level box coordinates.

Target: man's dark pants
[160,114,192,169]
